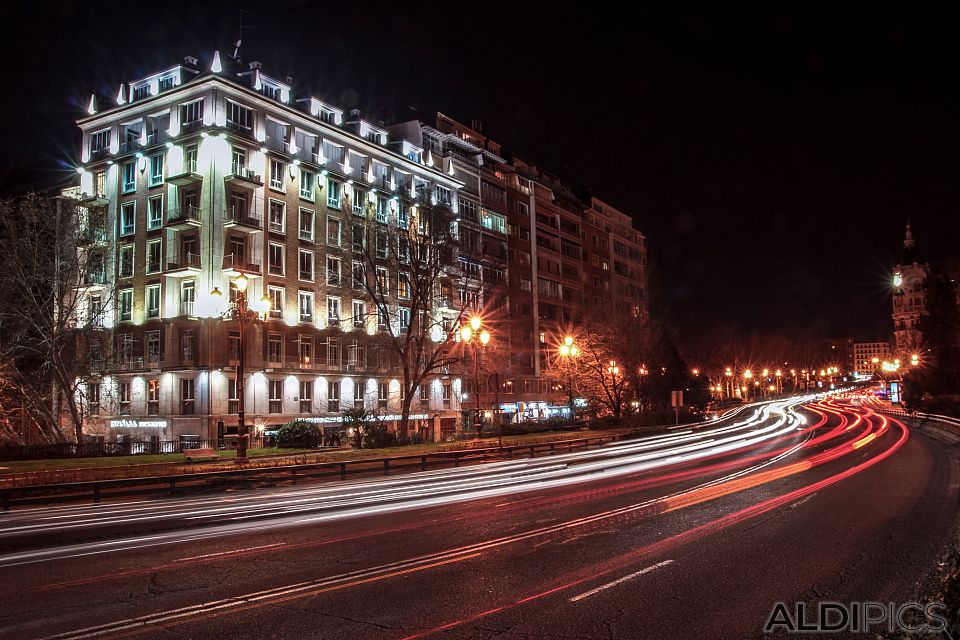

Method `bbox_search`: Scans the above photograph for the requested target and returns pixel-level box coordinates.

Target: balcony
[166,167,202,187]
[166,252,201,277]
[119,139,142,155]
[114,357,147,372]
[224,166,263,189]
[82,271,107,288]
[222,254,262,278]
[167,205,202,229]
[179,301,196,318]
[77,227,107,246]
[79,192,109,208]
[223,205,263,232]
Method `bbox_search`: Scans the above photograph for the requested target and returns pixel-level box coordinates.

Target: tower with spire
[892,223,928,361]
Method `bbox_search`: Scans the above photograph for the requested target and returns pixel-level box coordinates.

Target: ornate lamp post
[558,336,580,419]
[210,274,270,461]
[460,315,490,440]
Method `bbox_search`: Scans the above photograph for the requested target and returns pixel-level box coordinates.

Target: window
[270,158,285,190]
[435,185,451,206]
[268,243,285,276]
[377,306,388,331]
[353,261,365,290]
[376,197,388,223]
[378,382,388,409]
[226,100,252,131]
[88,294,103,327]
[119,382,131,416]
[398,273,410,299]
[147,196,163,230]
[86,382,100,416]
[398,307,411,332]
[148,154,163,186]
[146,240,161,274]
[226,331,240,365]
[90,129,110,154]
[269,380,283,413]
[327,256,341,286]
[145,284,160,318]
[299,291,314,323]
[228,378,239,414]
[300,380,313,413]
[376,230,388,259]
[321,140,344,164]
[228,191,248,223]
[180,281,195,317]
[121,161,136,193]
[298,334,314,365]
[397,202,408,229]
[299,249,314,282]
[181,378,195,415]
[269,199,285,233]
[185,145,198,173]
[327,216,341,246]
[354,379,364,402]
[419,383,429,402]
[326,177,341,208]
[180,328,195,362]
[352,300,365,328]
[353,189,365,216]
[376,267,389,293]
[300,169,314,200]
[180,100,203,125]
[118,289,133,322]
[299,208,315,241]
[352,223,365,253]
[482,210,507,234]
[118,245,134,278]
[231,148,246,176]
[268,333,283,364]
[120,202,135,236]
[520,277,532,291]
[147,379,159,415]
[443,383,451,406]
[268,286,284,319]
[328,338,341,367]
[328,380,340,413]
[327,296,341,325]
[398,236,410,263]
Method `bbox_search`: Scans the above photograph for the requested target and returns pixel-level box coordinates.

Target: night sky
[2,3,958,343]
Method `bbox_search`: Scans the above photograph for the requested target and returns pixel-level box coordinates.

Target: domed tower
[892,224,928,360]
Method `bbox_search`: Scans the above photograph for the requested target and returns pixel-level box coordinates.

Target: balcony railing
[179,301,196,317]
[167,252,201,271]
[225,165,263,187]
[222,254,262,275]
[119,139,142,154]
[84,271,106,287]
[78,228,107,245]
[224,205,263,230]
[167,205,201,227]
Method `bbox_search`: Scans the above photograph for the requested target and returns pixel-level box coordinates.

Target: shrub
[275,420,323,448]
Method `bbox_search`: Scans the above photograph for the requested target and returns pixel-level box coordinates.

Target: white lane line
[173,542,284,562]
[569,560,674,602]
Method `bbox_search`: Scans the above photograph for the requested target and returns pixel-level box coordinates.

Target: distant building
[892,224,928,361]
[853,342,890,375]
[821,336,854,375]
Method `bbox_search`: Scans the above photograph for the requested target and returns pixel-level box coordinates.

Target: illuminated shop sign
[109,419,168,429]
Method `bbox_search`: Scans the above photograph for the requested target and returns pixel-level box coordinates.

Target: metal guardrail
[0,435,625,511]
[877,407,960,428]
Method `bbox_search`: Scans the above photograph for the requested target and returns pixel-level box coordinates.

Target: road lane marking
[569,560,674,602]
[173,543,284,562]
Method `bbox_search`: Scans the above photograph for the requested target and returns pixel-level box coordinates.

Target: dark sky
[2,2,958,341]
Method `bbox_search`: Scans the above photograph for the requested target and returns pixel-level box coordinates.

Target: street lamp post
[559,336,580,419]
[460,316,490,441]
[743,369,753,401]
[211,274,270,461]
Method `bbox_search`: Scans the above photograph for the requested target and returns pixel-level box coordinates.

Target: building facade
[71,51,648,443]
[892,224,928,361]
[852,341,890,376]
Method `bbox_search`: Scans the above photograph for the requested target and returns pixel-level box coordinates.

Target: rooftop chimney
[184,56,199,67]
[249,61,262,70]
[284,75,294,85]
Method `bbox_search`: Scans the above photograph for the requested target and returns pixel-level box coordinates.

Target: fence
[0,437,267,461]
[0,434,625,511]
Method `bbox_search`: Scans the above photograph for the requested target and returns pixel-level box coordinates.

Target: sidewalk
[0,429,628,488]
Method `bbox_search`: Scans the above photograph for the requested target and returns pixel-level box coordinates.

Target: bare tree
[0,191,106,443]
[352,191,472,436]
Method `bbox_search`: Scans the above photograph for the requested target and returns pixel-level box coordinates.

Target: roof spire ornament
[116,85,126,105]
[87,94,97,115]
[211,50,222,73]
[904,223,914,248]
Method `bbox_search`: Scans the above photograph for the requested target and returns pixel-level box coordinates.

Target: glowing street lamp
[558,336,580,418]
[210,274,271,461]
[893,272,903,288]
[460,316,491,440]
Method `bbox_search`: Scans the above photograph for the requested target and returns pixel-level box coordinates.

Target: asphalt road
[0,396,957,640]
